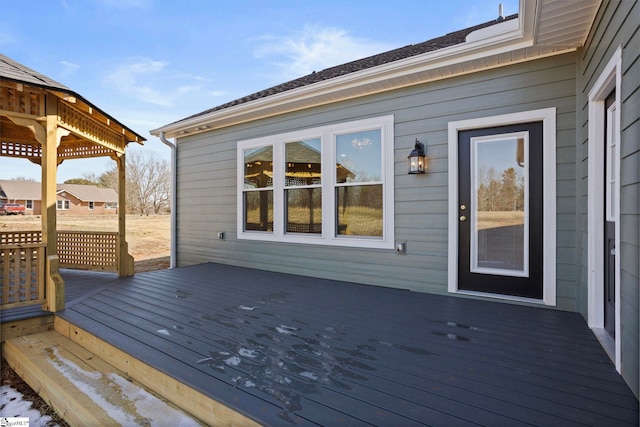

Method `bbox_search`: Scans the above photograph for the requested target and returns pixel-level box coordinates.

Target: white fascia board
[151,0,539,139]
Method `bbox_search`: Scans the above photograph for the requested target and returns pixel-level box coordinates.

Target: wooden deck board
[90,280,635,421]
[53,263,639,425]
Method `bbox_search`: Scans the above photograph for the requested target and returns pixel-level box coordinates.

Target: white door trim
[587,46,622,370]
[447,108,557,306]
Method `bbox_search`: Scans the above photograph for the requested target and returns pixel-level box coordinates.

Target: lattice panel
[57,231,119,272]
[0,140,42,158]
[0,244,45,308]
[58,140,115,159]
[0,231,43,245]
[0,86,43,115]
[58,101,125,152]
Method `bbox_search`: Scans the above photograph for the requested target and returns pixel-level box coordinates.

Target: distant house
[152,0,639,398]
[0,180,118,215]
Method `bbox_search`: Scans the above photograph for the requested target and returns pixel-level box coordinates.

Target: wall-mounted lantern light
[408,139,428,174]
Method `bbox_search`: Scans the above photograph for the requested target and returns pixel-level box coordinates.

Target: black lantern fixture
[408,139,427,174]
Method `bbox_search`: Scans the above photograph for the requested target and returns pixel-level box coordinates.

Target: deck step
[2,331,204,426]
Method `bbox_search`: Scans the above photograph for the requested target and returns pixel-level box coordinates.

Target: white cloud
[104,57,175,106]
[60,60,80,77]
[253,25,393,81]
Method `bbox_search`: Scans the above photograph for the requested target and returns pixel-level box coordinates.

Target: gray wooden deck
[21,264,640,425]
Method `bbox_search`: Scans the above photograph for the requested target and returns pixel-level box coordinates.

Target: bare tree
[99,151,170,215]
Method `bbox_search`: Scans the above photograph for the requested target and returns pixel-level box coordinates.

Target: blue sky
[0,0,518,182]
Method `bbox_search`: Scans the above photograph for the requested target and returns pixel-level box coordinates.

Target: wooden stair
[2,329,205,426]
[2,316,259,427]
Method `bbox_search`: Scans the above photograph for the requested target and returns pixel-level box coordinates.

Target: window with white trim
[88,201,95,210]
[57,200,70,210]
[26,200,33,209]
[237,115,395,249]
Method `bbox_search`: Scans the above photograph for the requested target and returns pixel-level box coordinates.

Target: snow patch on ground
[0,385,59,426]
[276,325,298,335]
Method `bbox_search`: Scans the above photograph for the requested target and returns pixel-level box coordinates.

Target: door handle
[459,215,467,222]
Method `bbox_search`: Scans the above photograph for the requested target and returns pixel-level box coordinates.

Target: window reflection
[286,188,322,234]
[474,137,526,272]
[285,139,321,186]
[336,130,381,183]
[244,191,273,231]
[336,185,382,236]
[244,146,273,189]
[244,146,273,232]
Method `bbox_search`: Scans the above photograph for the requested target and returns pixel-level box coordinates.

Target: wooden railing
[0,230,120,309]
[0,231,46,309]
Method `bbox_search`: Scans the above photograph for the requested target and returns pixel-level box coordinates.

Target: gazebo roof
[1,54,145,166]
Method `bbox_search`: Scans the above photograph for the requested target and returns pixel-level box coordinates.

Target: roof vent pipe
[498,3,504,21]
[159,131,176,269]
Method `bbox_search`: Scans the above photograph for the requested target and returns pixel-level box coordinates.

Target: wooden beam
[7,115,46,144]
[0,316,53,342]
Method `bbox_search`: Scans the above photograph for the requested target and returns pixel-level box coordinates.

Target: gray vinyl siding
[175,52,579,310]
[577,0,639,398]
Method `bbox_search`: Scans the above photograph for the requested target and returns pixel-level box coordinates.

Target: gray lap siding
[175,52,579,309]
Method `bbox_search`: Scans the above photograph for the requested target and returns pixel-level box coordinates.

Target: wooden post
[116,153,134,276]
[45,255,64,312]
[42,95,65,311]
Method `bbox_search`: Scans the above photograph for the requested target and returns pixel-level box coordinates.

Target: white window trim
[237,115,395,249]
[57,200,70,210]
[447,108,557,306]
[88,201,95,210]
[587,46,622,370]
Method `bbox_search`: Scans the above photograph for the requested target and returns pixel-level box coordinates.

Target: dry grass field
[0,214,171,272]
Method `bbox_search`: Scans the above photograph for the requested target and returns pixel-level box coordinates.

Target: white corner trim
[448,108,557,306]
[587,46,622,370]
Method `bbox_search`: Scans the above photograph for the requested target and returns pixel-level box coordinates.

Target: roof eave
[151,0,595,139]
[151,23,528,139]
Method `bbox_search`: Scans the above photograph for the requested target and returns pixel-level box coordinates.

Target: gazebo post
[42,95,65,311]
[116,152,134,277]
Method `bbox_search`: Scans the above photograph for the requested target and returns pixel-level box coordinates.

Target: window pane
[336,185,382,236]
[473,137,527,274]
[286,188,322,234]
[244,190,273,232]
[244,146,273,189]
[285,139,321,187]
[336,130,381,183]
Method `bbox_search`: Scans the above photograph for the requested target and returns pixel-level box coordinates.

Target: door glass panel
[471,133,528,277]
[606,104,617,221]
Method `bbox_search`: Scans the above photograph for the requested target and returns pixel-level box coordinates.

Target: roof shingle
[178,14,517,124]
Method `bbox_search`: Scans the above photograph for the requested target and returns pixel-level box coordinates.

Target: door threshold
[592,327,615,363]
